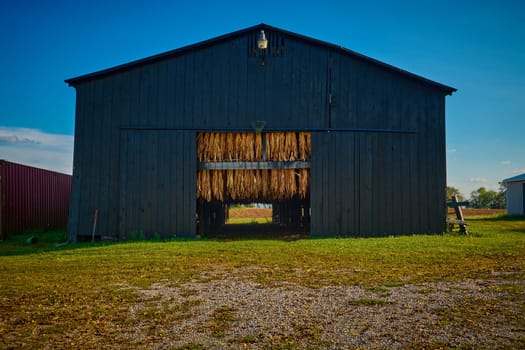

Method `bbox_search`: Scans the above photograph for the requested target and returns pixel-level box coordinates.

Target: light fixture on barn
[257,30,268,65]
[251,120,266,134]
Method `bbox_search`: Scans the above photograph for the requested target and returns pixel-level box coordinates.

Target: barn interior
[196,131,311,238]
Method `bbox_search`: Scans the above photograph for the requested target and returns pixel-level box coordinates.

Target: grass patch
[208,306,236,338]
[418,288,433,295]
[235,334,258,344]
[366,285,391,297]
[226,217,272,224]
[0,217,524,348]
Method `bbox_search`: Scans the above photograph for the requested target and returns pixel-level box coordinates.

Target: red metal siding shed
[0,160,71,239]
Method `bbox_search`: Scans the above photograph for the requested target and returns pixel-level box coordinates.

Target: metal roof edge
[0,159,72,176]
[65,23,457,94]
[65,23,264,86]
[502,173,525,183]
[260,24,456,95]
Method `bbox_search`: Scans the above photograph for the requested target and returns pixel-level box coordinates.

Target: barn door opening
[196,132,311,239]
[225,203,272,225]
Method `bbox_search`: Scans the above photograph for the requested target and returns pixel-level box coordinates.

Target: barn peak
[65,23,456,95]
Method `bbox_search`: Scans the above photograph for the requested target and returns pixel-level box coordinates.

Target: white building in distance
[502,173,525,216]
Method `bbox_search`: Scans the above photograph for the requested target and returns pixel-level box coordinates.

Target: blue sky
[0,0,523,198]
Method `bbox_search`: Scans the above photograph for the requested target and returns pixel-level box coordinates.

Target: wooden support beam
[121,126,417,134]
[198,161,311,170]
[447,195,468,234]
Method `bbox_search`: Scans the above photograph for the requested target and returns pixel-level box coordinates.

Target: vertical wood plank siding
[118,130,195,239]
[310,51,446,236]
[68,29,449,240]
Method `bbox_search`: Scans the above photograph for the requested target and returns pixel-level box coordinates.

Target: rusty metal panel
[0,160,71,239]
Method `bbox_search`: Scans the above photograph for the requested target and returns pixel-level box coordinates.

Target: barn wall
[68,28,448,240]
[119,130,196,239]
[69,32,332,240]
[113,33,330,131]
[68,76,123,241]
[311,132,420,236]
[311,51,447,236]
[68,68,199,240]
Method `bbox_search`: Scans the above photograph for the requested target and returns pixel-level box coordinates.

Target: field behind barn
[0,214,524,349]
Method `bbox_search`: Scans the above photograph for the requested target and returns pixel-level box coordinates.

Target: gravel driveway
[121,269,524,349]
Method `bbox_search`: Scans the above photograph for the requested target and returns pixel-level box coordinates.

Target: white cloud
[447,148,457,153]
[469,177,488,183]
[0,126,73,174]
[500,160,512,165]
[512,168,525,175]
[0,135,39,144]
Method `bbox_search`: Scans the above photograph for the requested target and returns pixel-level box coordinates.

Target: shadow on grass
[0,230,95,256]
[0,230,295,257]
[0,230,193,257]
[4,215,523,256]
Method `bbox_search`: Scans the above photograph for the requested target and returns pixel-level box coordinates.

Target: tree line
[446,186,506,209]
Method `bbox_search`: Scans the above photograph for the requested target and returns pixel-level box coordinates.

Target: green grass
[208,306,237,338]
[225,217,272,224]
[0,216,524,348]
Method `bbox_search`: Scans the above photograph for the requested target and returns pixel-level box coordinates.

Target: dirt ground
[228,208,272,218]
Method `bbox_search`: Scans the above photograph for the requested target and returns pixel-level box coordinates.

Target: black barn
[65,24,455,242]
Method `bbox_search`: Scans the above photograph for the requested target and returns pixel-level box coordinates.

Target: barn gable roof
[65,23,456,95]
[502,173,525,184]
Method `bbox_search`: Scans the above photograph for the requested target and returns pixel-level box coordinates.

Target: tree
[493,185,506,208]
[446,186,464,201]
[469,187,506,209]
